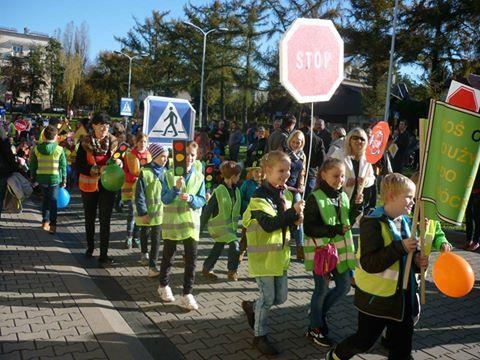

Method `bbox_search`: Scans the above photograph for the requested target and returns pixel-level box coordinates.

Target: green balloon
[101,164,125,192]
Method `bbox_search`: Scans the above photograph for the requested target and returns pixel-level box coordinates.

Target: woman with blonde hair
[286,130,307,260]
[329,127,375,210]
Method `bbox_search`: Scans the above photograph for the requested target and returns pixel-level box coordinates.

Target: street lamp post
[183,22,228,128]
[114,51,139,98]
[115,51,142,130]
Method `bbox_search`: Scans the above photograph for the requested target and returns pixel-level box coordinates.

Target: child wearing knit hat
[133,142,169,277]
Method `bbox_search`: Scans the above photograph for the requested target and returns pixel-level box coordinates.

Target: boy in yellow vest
[157,141,206,311]
[327,173,428,360]
[134,143,168,278]
[30,125,67,235]
[201,161,242,281]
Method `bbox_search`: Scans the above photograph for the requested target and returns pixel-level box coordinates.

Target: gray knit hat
[148,143,168,159]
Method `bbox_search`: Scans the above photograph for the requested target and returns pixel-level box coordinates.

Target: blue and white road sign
[120,97,134,116]
[143,96,196,146]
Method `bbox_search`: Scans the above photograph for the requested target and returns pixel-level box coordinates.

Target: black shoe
[85,249,94,258]
[306,327,334,347]
[253,335,279,356]
[98,256,116,266]
[241,300,255,330]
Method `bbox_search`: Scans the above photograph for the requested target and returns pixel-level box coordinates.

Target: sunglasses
[351,135,366,142]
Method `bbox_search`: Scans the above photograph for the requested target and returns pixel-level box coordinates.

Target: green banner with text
[419,100,480,225]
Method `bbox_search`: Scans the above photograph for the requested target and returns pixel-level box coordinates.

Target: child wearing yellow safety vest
[241,151,305,356]
[157,141,206,311]
[379,171,452,349]
[133,143,168,278]
[303,158,362,347]
[122,132,151,252]
[201,161,242,281]
[327,173,428,360]
[29,125,67,235]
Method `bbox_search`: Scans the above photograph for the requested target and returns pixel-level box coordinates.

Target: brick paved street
[1,194,479,359]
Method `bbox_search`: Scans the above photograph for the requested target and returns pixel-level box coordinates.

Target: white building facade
[0,27,51,109]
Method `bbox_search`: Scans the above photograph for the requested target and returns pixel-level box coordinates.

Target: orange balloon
[432,252,475,298]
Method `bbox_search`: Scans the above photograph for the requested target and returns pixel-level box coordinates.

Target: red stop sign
[280,19,344,103]
[446,85,479,112]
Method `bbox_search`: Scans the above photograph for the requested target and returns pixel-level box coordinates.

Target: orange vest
[79,152,100,192]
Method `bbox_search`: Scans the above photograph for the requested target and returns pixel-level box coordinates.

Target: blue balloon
[57,188,70,209]
[212,156,221,166]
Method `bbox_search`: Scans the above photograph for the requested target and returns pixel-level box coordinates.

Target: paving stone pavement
[1,193,479,360]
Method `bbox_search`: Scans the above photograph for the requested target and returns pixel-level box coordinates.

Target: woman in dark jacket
[76,113,121,265]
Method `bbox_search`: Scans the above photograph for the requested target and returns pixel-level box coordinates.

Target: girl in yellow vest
[133,143,168,278]
[241,151,305,356]
[327,173,428,360]
[29,125,67,235]
[201,161,242,281]
[122,132,151,252]
[303,158,362,347]
[157,141,206,311]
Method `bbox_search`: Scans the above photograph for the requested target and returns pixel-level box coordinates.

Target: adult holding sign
[329,128,375,209]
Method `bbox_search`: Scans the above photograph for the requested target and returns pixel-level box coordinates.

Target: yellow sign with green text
[419,100,480,225]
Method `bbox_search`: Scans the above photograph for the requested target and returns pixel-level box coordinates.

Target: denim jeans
[41,184,59,226]
[139,225,161,267]
[310,269,351,330]
[290,192,304,246]
[305,173,317,198]
[254,272,288,336]
[124,200,139,239]
[203,240,240,272]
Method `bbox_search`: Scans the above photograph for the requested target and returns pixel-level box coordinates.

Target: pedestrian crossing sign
[120,97,134,116]
[143,96,195,147]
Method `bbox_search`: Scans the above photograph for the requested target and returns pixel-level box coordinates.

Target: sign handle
[402,118,427,290]
[302,102,315,201]
[418,118,427,304]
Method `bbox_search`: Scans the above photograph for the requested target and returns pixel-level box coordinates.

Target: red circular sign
[280,19,344,103]
[366,121,391,164]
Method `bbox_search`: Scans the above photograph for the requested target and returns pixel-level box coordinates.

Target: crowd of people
[0,111,478,359]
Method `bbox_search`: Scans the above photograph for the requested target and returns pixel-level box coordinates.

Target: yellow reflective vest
[355,222,400,297]
[207,185,241,243]
[34,145,63,176]
[242,190,293,277]
[133,167,163,227]
[162,169,204,241]
[303,189,356,273]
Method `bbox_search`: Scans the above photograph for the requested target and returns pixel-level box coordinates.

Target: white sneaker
[181,294,199,311]
[158,285,175,302]
[148,267,160,278]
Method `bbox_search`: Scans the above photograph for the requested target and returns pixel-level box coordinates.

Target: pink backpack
[312,238,338,276]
